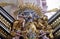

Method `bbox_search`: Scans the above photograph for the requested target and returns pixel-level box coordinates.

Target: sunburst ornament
[13,3,44,19]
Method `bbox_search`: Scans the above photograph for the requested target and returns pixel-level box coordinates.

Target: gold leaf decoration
[14,3,44,18]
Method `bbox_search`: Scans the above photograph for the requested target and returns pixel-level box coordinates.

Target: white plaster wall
[0,0,18,5]
[0,0,18,13]
[0,0,18,18]
[46,0,60,10]
[45,0,60,19]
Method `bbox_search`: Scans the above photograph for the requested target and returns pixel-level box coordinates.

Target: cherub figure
[37,17,54,39]
[11,14,25,36]
[26,22,37,39]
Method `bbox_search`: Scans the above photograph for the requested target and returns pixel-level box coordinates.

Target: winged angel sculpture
[0,2,54,39]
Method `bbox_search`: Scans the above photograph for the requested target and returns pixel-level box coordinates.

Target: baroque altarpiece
[0,4,54,39]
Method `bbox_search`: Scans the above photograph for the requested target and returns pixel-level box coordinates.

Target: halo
[13,4,44,19]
